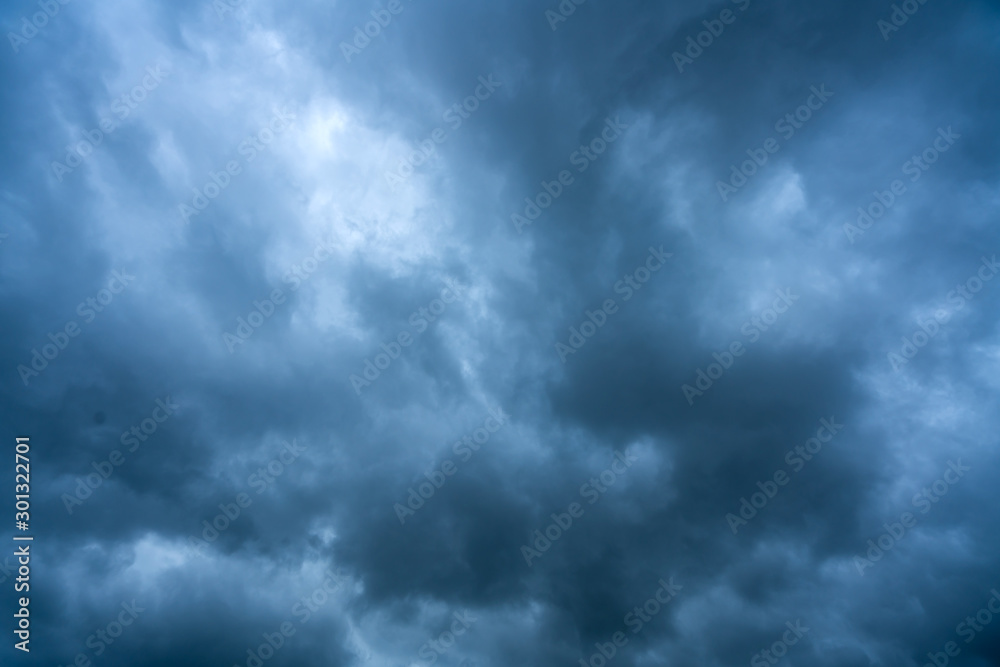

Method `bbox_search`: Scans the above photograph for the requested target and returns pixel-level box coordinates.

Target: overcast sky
[2,0,1000,665]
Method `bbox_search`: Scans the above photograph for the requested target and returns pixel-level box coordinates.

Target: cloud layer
[2,0,1000,665]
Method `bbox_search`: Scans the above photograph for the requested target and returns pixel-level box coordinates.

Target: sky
[2,0,1000,665]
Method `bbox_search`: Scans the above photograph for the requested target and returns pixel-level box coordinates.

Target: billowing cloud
[2,0,1000,665]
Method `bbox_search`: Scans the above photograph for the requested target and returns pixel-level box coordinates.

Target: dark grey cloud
[2,0,1000,665]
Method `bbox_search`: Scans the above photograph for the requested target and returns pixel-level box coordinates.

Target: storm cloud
[2,0,1000,665]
